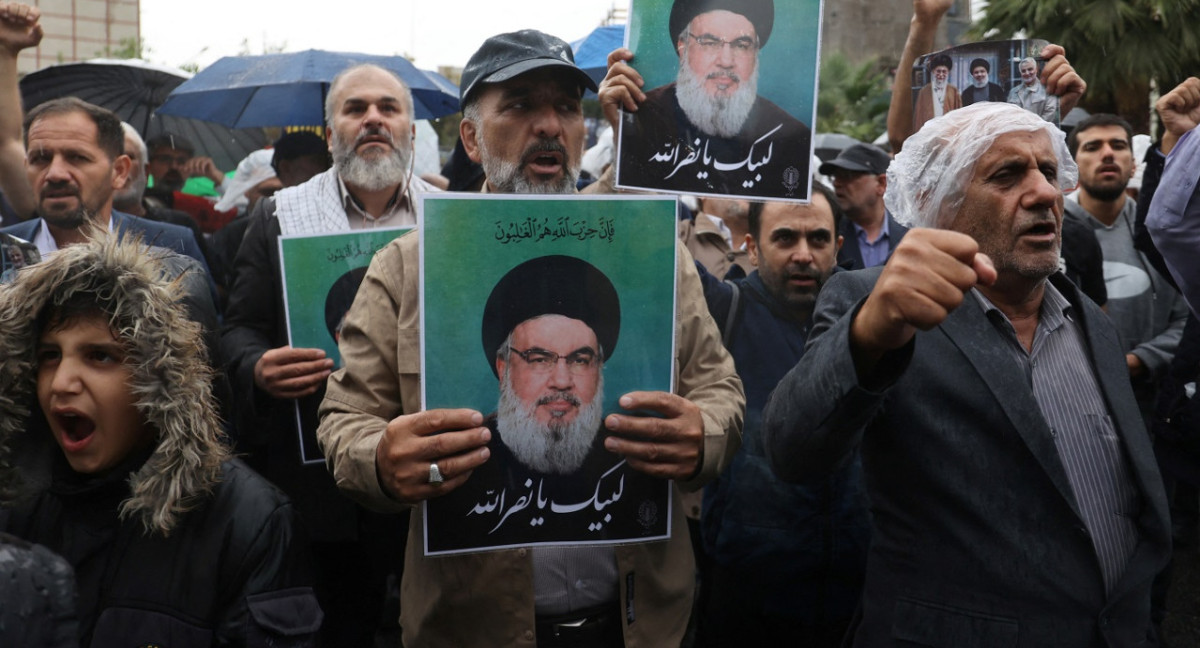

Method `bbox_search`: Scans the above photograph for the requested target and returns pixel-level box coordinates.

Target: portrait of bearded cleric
[423,253,672,555]
[482,255,620,476]
[617,0,816,202]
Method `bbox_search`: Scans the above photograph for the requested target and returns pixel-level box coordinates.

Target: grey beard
[675,52,759,138]
[972,78,989,89]
[478,134,579,195]
[496,369,603,475]
[113,174,146,209]
[331,130,412,193]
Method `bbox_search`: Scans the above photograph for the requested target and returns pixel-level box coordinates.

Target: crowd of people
[2,0,1200,646]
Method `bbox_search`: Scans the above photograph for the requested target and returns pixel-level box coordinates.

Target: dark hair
[144,132,196,156]
[930,54,953,71]
[272,131,331,172]
[748,182,843,240]
[24,97,125,161]
[35,290,118,341]
[969,58,989,73]
[1066,114,1134,156]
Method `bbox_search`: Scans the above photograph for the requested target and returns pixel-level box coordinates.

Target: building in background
[16,0,138,74]
[822,0,972,67]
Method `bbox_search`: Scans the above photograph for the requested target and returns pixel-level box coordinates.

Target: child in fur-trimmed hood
[0,234,322,647]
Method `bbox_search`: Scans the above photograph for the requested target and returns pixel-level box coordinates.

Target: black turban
[482,255,620,377]
[669,0,774,49]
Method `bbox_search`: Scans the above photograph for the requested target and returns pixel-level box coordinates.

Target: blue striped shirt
[974,283,1140,594]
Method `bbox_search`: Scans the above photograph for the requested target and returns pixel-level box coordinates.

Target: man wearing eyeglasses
[612,0,811,198]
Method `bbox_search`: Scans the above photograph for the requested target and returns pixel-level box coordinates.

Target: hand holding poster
[615,0,822,202]
[280,227,414,464]
[421,195,677,555]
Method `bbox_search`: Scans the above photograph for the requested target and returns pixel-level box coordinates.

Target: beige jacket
[678,212,752,282]
[318,232,743,647]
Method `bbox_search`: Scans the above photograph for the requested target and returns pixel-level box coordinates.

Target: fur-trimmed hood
[0,233,228,535]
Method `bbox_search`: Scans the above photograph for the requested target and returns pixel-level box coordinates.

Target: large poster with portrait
[909,38,1058,132]
[280,227,414,464]
[616,0,822,202]
[421,195,677,556]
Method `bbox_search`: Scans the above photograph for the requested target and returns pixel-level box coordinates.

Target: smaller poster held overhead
[616,0,823,203]
[909,38,1059,132]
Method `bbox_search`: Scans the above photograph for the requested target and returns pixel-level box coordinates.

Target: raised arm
[0,2,41,219]
[886,0,954,153]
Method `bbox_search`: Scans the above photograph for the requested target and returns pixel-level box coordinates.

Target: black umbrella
[19,58,267,172]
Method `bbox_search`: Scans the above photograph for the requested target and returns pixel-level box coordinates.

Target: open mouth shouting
[1018,217,1058,246]
[523,142,567,177]
[50,407,96,453]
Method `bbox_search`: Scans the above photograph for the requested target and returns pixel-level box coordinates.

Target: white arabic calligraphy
[469,461,630,534]
[652,124,784,180]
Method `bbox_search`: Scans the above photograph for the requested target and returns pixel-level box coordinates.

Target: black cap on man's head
[482,255,620,378]
[670,0,774,49]
[818,143,891,176]
[460,30,598,107]
[144,132,195,155]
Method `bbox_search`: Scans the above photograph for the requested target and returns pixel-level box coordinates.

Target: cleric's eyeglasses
[686,32,759,56]
[511,348,598,374]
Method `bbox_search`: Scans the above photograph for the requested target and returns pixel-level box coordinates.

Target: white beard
[972,78,989,89]
[675,49,759,139]
[477,129,579,195]
[933,79,947,91]
[331,127,412,192]
[496,369,604,475]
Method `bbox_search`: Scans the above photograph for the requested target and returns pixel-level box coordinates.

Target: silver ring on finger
[428,462,445,485]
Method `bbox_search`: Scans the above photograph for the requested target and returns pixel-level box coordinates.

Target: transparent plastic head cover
[884,102,1078,230]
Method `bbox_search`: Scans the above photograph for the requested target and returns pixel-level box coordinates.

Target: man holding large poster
[613,0,815,201]
[318,29,743,648]
[221,62,436,645]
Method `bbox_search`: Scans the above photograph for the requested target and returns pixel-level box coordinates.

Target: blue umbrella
[156,49,460,128]
[571,24,626,87]
[422,68,461,99]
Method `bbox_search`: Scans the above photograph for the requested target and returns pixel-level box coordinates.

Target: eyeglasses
[686,32,759,57]
[511,347,598,374]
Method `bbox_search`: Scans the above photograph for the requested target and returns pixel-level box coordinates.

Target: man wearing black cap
[608,0,811,199]
[457,29,595,194]
[819,142,907,270]
[319,29,743,648]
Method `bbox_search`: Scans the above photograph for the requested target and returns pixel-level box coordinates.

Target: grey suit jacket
[763,267,1171,647]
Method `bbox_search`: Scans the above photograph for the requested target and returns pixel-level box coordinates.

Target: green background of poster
[280,227,414,367]
[421,195,678,418]
[627,0,823,128]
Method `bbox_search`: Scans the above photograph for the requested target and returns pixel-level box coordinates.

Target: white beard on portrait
[496,369,605,475]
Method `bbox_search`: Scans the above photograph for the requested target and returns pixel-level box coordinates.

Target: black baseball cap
[818,143,891,176]
[460,30,598,106]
